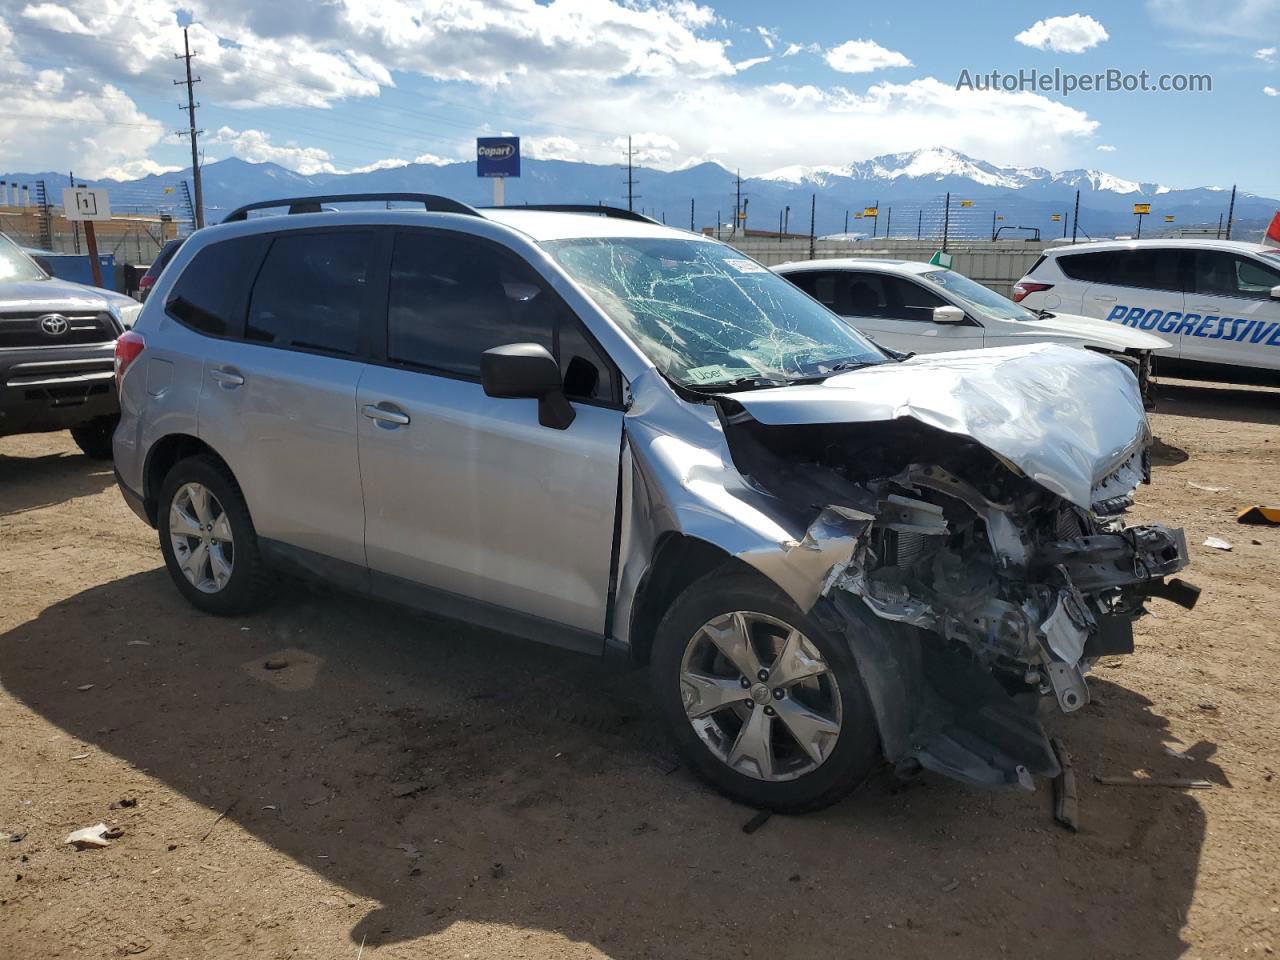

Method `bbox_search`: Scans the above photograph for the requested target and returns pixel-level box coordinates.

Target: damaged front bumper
[812,470,1195,791]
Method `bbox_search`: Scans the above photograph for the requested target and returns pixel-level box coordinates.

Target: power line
[173,28,204,228]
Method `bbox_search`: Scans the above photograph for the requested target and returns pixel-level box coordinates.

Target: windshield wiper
[691,376,793,393]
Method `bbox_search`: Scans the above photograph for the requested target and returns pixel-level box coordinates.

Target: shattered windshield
[920,268,1037,321]
[543,236,886,388]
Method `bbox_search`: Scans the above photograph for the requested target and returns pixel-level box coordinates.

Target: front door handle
[1189,304,1218,312]
[1092,295,1118,304]
[362,403,410,426]
[209,367,244,387]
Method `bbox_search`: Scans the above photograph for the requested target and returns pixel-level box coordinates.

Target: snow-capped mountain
[2,147,1273,241]
[762,147,1168,197]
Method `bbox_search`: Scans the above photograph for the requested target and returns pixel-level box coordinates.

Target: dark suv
[0,232,140,458]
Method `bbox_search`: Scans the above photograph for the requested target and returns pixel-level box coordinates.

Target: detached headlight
[113,301,143,329]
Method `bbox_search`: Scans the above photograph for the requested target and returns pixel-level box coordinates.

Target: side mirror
[31,255,53,276]
[480,343,576,430]
[932,305,966,324]
[1270,284,1280,301]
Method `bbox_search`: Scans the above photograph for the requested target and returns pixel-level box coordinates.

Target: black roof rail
[222,193,480,224]
[491,204,657,224]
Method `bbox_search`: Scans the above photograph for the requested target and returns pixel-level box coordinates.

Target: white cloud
[20,2,91,34]
[1265,86,1279,96]
[209,127,339,175]
[782,41,818,57]
[97,159,183,180]
[610,133,682,166]
[755,25,776,50]
[1096,144,1116,152]
[824,39,912,74]
[524,135,581,160]
[0,2,1105,180]
[1257,47,1277,62]
[0,19,168,179]
[1015,14,1109,54]
[733,55,771,71]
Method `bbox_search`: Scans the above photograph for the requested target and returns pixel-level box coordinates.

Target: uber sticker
[723,258,769,274]
[684,364,755,383]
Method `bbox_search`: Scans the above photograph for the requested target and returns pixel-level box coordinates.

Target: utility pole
[690,198,695,232]
[1062,209,1068,238]
[733,169,745,236]
[778,208,783,241]
[991,209,997,242]
[1071,189,1080,244]
[917,209,922,239]
[808,193,816,259]
[175,28,204,229]
[1216,213,1223,239]
[844,209,849,234]
[885,207,891,238]
[784,205,790,234]
[623,137,638,212]
[1225,184,1236,240]
[942,192,951,252]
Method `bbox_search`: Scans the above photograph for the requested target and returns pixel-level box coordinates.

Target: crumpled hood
[725,343,1150,510]
[994,310,1171,352]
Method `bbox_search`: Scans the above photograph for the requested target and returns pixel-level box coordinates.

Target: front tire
[651,569,880,813]
[70,415,118,460]
[157,456,270,615]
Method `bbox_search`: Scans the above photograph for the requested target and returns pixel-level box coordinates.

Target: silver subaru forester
[114,194,1196,812]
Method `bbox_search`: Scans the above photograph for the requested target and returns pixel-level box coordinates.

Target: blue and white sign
[477,137,520,178]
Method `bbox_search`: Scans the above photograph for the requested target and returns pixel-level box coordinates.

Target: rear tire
[157,455,270,615]
[651,569,880,813]
[70,415,118,460]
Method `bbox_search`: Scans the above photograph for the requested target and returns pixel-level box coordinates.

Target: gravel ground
[1,376,1278,959]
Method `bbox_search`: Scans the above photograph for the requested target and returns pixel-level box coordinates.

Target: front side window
[166,235,270,337]
[246,231,372,354]
[543,237,886,388]
[1194,251,1280,299]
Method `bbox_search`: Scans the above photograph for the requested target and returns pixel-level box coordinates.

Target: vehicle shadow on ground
[1,573,1217,959]
[0,447,114,516]
[1156,379,1280,427]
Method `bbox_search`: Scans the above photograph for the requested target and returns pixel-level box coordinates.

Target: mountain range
[3,147,1274,240]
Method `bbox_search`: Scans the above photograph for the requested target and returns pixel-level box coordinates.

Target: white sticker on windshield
[684,364,753,384]
[724,258,768,274]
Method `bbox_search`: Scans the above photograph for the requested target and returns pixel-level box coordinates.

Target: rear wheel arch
[143,434,235,524]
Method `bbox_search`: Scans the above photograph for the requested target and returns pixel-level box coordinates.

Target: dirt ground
[2,376,1278,960]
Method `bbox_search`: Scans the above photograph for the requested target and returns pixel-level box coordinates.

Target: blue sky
[1,1,1277,194]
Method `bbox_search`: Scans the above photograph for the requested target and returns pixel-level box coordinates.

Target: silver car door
[1182,250,1280,370]
[195,227,374,567]
[357,228,623,634]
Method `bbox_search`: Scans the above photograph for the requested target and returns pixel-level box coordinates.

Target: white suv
[1014,239,1280,377]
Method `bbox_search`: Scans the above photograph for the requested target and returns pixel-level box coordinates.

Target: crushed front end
[703,346,1198,790]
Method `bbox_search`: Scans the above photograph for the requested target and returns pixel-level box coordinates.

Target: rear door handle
[362,403,410,426]
[209,367,244,387]
[1189,304,1218,311]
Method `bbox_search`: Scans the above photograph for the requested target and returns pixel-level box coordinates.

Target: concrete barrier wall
[721,236,1049,298]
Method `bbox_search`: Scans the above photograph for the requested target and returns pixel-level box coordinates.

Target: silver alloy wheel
[679,611,843,782]
[168,482,234,594]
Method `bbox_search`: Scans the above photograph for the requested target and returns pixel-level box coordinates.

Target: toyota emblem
[38,314,70,337]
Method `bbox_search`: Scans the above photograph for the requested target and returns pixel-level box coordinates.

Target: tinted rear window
[1057,249,1183,291]
[165,235,269,337]
[246,231,373,355]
